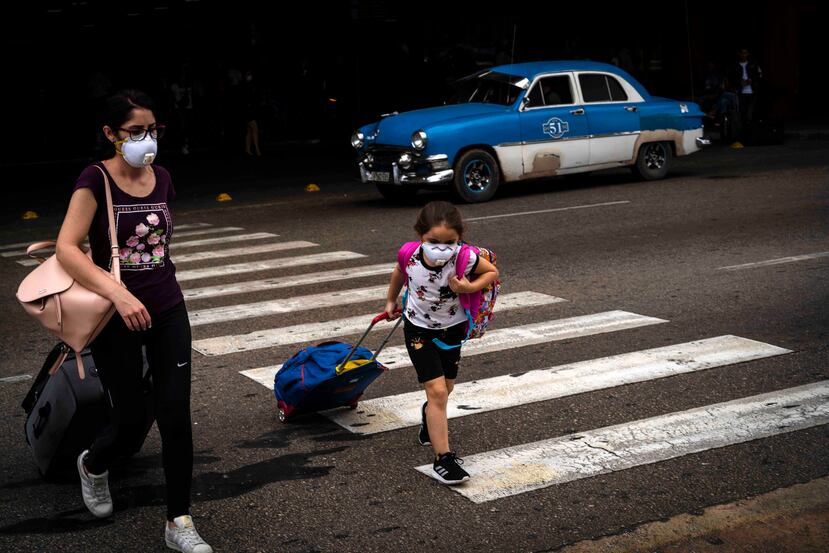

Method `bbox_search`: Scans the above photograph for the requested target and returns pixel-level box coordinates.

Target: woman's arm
[449,255,499,294]
[384,264,406,319]
[55,188,152,331]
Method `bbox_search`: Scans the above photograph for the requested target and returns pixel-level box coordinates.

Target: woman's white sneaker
[165,515,213,553]
[77,450,113,518]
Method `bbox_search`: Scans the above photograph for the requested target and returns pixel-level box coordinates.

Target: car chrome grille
[365,146,408,169]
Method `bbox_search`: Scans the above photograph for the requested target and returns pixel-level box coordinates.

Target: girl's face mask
[422,242,458,266]
[115,134,157,168]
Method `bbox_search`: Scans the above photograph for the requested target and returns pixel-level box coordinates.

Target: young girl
[384,201,499,484]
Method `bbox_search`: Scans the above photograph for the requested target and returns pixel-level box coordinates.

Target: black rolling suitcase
[21,343,154,480]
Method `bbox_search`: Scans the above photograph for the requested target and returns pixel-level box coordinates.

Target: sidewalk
[0,142,359,235]
[705,119,829,144]
[783,120,829,141]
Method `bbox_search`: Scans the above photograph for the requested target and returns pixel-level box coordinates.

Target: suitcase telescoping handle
[339,309,403,369]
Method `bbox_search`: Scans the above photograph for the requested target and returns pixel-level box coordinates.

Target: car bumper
[696,136,712,147]
[359,163,454,186]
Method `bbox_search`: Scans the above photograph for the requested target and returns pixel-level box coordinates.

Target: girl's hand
[449,275,475,294]
[113,288,152,331]
[385,300,400,320]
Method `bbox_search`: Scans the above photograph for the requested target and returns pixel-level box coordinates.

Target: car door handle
[624,106,637,112]
[570,108,585,115]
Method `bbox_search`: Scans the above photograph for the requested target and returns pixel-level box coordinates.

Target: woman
[55,89,212,553]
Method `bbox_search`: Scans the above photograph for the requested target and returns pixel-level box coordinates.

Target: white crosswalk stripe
[189,285,390,327]
[415,381,829,502]
[0,374,32,384]
[176,251,366,282]
[203,291,566,356]
[182,264,394,301]
[172,232,279,250]
[1,223,216,258]
[0,240,54,252]
[171,241,317,264]
[100,221,812,509]
[322,335,792,434]
[15,238,317,267]
[3,245,65,258]
[173,226,244,238]
[237,309,661,386]
[175,223,212,230]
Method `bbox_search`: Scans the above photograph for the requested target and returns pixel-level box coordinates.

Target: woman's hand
[385,300,400,320]
[113,288,152,331]
[449,275,476,294]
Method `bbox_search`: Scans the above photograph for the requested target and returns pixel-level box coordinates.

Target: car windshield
[447,71,527,106]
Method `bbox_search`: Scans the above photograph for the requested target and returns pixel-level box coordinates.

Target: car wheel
[632,141,672,180]
[452,149,500,203]
[375,183,419,202]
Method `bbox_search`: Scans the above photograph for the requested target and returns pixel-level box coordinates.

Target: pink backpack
[397,241,501,348]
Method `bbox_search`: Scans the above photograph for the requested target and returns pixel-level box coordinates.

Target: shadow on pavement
[0,424,357,535]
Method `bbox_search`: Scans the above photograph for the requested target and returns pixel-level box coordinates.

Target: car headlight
[398,152,413,170]
[351,131,365,150]
[411,130,428,151]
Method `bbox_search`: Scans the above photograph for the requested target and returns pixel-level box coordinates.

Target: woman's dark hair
[102,89,155,131]
[414,201,465,238]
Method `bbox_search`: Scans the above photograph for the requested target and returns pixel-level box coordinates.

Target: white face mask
[116,135,157,168]
[422,242,458,266]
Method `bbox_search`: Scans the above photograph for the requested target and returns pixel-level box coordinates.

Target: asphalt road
[1,139,828,552]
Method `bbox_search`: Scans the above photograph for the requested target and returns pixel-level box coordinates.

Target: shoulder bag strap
[94,164,121,283]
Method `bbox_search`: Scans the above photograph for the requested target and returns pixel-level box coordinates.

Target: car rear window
[606,76,628,101]
[579,73,629,103]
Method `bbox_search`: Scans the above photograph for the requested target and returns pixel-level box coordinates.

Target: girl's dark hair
[414,201,465,238]
[102,89,155,130]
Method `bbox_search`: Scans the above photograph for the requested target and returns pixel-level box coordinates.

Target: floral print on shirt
[404,248,476,329]
[113,203,172,271]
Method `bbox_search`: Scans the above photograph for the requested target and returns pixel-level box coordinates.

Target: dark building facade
[1,0,819,165]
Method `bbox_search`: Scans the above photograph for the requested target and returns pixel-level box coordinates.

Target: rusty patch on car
[632,130,685,161]
[524,152,561,178]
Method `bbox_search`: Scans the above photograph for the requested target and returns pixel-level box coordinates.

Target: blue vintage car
[351,61,709,202]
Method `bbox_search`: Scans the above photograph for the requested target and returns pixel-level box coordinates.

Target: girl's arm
[449,256,499,294]
[55,188,153,331]
[384,264,406,319]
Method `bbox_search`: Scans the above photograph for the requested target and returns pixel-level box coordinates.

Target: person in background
[731,47,763,142]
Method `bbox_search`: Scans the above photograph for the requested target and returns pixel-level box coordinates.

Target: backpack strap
[433,244,480,350]
[454,243,474,278]
[397,241,421,274]
[432,311,474,350]
[397,241,420,318]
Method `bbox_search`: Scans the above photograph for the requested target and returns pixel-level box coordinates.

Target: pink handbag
[16,165,121,379]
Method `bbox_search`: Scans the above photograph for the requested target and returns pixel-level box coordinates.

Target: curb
[784,130,829,141]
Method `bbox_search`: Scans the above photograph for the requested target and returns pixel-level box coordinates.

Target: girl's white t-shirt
[403,245,478,329]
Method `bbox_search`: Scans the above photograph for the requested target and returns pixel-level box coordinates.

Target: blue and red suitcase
[274,311,402,422]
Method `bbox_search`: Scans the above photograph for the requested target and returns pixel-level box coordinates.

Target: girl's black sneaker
[432,452,470,485]
[418,401,431,446]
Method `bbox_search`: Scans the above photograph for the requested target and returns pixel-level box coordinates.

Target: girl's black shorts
[403,318,466,383]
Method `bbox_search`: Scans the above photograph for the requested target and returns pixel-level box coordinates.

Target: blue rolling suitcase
[274,311,402,422]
